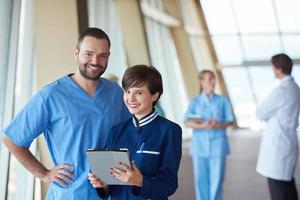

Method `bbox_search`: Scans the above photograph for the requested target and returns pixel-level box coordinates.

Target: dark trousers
[267,178,298,200]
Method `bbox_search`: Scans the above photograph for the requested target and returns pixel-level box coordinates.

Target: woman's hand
[110,161,143,187]
[201,119,215,129]
[88,172,107,188]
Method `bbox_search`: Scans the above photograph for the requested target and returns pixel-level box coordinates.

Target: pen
[139,142,145,153]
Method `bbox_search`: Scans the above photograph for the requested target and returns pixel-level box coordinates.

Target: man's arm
[256,89,282,121]
[2,134,74,186]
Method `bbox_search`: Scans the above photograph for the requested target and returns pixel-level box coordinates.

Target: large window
[141,0,188,130]
[0,0,13,147]
[88,0,189,135]
[88,0,128,84]
[0,0,36,199]
[0,1,16,199]
[7,0,35,199]
[200,0,300,129]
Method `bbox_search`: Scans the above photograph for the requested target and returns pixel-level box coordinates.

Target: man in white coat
[256,53,300,200]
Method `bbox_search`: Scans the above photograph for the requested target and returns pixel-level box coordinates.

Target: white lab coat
[256,76,300,181]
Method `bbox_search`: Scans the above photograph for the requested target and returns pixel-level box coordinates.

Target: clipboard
[86,148,133,185]
[189,117,203,124]
[186,113,203,124]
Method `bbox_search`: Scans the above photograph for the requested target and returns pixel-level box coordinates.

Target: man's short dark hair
[271,53,293,75]
[76,27,110,49]
[122,65,163,106]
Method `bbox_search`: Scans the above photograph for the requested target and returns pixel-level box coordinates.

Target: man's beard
[78,62,106,81]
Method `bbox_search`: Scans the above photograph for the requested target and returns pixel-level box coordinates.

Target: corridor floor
[171,129,300,200]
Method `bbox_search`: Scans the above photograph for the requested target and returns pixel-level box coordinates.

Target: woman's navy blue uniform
[103,110,182,200]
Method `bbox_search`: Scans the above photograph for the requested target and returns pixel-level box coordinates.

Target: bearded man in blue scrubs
[1,28,130,199]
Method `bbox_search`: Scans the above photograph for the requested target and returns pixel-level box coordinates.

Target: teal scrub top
[184,93,233,157]
[3,74,130,200]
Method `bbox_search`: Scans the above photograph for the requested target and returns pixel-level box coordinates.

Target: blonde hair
[198,70,216,93]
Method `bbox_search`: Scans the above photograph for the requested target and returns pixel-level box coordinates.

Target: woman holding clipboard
[184,70,234,200]
[88,65,182,200]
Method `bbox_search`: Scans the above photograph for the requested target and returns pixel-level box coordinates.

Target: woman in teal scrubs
[88,65,182,200]
[184,70,234,200]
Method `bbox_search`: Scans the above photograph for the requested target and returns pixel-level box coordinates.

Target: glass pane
[248,66,279,104]
[7,157,17,200]
[241,35,282,61]
[189,37,204,71]
[292,65,300,86]
[143,16,189,134]
[232,0,278,33]
[275,0,300,32]
[88,0,128,84]
[0,0,12,132]
[200,0,237,34]
[212,35,243,65]
[282,35,300,58]
[7,0,36,199]
[222,67,259,128]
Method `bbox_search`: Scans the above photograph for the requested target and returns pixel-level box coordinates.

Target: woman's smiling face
[123,84,159,119]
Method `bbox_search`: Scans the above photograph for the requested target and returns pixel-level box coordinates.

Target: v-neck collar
[63,73,102,98]
[200,92,215,103]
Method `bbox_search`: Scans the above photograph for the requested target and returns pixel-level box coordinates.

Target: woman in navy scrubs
[88,65,182,200]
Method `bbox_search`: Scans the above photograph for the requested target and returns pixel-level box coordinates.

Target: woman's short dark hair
[76,27,110,49]
[122,65,163,106]
[271,53,293,75]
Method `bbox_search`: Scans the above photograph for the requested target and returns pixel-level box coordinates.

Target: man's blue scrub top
[184,93,233,157]
[104,111,182,200]
[3,75,130,200]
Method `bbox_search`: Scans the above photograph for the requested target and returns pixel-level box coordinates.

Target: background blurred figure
[184,70,234,200]
[105,73,119,83]
[256,54,300,200]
